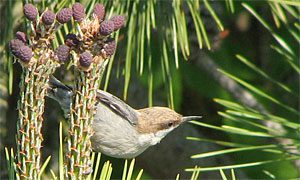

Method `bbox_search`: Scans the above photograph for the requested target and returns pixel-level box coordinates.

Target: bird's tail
[48,76,73,115]
[49,76,73,92]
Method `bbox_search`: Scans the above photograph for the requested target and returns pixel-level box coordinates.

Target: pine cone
[23,4,38,21]
[99,20,114,36]
[55,45,71,62]
[79,51,93,67]
[9,39,25,57]
[56,8,72,24]
[93,3,105,21]
[65,34,80,47]
[17,46,33,62]
[15,31,27,43]
[42,10,56,25]
[103,39,116,57]
[72,2,86,22]
[110,15,125,31]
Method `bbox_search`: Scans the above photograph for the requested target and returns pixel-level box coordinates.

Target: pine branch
[190,47,300,169]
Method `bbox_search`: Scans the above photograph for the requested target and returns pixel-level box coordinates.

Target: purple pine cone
[110,15,125,31]
[56,8,72,24]
[103,39,116,57]
[42,10,56,25]
[65,34,80,47]
[23,4,38,21]
[18,46,33,63]
[79,51,93,67]
[15,31,27,43]
[55,45,70,62]
[9,39,25,57]
[99,20,114,36]
[93,3,105,21]
[72,2,85,22]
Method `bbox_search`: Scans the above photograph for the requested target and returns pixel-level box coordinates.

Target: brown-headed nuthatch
[48,77,202,159]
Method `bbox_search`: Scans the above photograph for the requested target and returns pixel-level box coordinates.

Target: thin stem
[16,55,59,179]
[66,57,107,179]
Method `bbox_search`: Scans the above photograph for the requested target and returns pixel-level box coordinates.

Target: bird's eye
[167,122,174,127]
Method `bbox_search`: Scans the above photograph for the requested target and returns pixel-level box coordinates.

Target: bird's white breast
[91,103,154,158]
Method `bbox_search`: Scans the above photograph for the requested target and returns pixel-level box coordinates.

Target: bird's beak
[182,116,202,122]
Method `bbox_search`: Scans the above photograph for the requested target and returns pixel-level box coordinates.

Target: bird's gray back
[96,90,139,125]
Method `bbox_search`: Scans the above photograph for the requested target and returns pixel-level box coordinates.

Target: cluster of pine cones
[9,2,125,70]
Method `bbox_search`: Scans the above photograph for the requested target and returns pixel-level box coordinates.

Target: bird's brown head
[136,107,201,134]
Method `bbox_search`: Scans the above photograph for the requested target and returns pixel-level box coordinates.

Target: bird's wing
[96,90,138,125]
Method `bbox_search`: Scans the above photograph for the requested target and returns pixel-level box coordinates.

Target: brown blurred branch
[190,46,300,168]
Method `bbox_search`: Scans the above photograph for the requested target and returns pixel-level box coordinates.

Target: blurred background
[0,0,299,179]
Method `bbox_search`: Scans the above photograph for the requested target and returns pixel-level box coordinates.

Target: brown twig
[190,47,300,168]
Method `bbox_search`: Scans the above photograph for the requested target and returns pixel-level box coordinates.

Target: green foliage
[186,1,300,179]
[2,0,299,179]
[98,0,224,106]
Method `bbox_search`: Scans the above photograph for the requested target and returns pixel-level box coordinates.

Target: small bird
[48,77,201,159]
